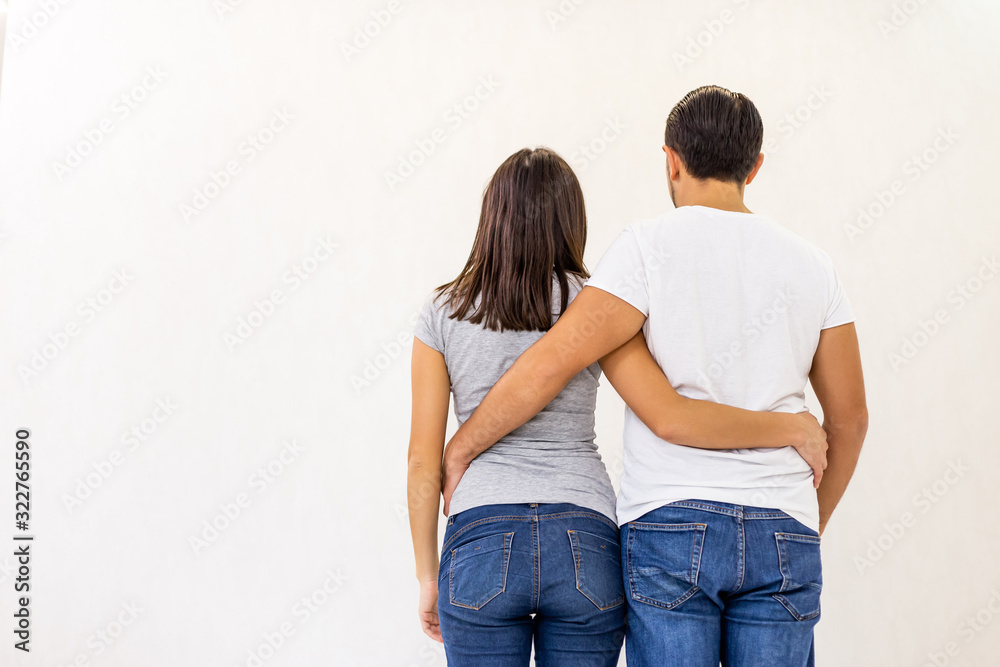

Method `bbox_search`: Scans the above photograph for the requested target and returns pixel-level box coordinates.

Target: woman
[407,147,825,665]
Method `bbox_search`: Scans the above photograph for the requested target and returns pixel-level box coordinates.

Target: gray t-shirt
[413,275,617,521]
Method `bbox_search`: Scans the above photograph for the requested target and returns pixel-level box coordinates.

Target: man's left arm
[441,286,646,514]
[808,323,868,534]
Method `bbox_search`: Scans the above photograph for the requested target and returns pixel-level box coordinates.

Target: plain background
[1,1,998,665]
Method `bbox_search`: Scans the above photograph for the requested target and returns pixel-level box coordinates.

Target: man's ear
[663,145,682,180]
[745,152,765,185]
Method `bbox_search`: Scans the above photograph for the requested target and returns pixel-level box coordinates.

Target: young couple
[407,85,868,666]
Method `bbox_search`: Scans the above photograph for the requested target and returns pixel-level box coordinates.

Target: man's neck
[674,180,753,214]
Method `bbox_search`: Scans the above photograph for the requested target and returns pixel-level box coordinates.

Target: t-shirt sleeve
[584,226,650,316]
[413,292,445,352]
[822,261,855,330]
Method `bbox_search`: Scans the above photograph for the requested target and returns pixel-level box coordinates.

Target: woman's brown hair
[437,147,588,332]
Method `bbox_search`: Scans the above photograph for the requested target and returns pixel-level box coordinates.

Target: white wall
[1,1,998,665]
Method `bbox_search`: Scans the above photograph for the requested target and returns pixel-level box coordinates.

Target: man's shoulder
[627,208,688,234]
[629,206,767,236]
[617,208,837,268]
[756,218,836,266]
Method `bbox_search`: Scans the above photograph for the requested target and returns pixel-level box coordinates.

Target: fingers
[422,620,442,643]
[813,457,824,488]
[798,410,820,426]
[811,435,829,488]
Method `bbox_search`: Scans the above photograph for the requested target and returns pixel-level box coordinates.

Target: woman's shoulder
[420,283,466,317]
[414,287,456,352]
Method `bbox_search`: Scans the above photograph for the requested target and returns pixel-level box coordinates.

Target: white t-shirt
[586,205,854,531]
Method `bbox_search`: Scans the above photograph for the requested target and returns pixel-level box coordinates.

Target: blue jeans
[622,500,822,667]
[438,503,626,666]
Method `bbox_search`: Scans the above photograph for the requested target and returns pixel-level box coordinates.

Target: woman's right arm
[407,338,451,642]
[599,332,829,486]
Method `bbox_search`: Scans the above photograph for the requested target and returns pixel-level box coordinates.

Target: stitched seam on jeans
[443,516,525,555]
[627,522,707,590]
[628,523,702,610]
[776,532,822,544]
[531,510,540,612]
[772,533,822,621]
[448,548,457,608]
[776,534,791,590]
[691,525,706,590]
[569,530,587,604]
[627,524,638,602]
[664,501,790,521]
[538,511,619,531]
[441,515,529,553]
[687,528,698,583]
[666,501,741,517]
[734,516,746,592]
[629,521,707,531]
[775,533,822,590]
[568,530,623,611]
[633,585,699,610]
[773,593,820,621]
[499,532,512,601]
[447,533,514,610]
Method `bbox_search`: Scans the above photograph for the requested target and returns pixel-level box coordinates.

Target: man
[442,85,868,666]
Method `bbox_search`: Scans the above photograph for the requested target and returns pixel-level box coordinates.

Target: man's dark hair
[664,85,763,183]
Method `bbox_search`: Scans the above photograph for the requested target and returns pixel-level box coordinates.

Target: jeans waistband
[448,502,615,526]
[657,499,792,521]
[442,503,618,554]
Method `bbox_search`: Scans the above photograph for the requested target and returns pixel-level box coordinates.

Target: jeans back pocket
[568,529,625,610]
[773,532,823,621]
[626,522,706,610]
[448,531,514,610]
